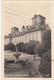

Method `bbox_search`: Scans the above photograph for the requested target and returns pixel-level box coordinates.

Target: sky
[2,1,53,35]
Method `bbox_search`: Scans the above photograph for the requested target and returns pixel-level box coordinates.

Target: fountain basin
[13,53,21,62]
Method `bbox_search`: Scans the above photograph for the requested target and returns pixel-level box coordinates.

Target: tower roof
[32,14,46,19]
[38,14,46,19]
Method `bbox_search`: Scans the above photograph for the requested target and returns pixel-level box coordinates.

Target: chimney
[34,14,37,17]
[26,26,29,30]
[21,25,25,32]
[11,27,19,35]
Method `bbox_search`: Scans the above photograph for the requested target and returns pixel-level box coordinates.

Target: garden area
[4,29,51,78]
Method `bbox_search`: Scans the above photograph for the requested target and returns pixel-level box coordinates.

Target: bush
[25,40,38,55]
[16,42,25,52]
[39,49,51,77]
[34,42,45,57]
[6,43,16,51]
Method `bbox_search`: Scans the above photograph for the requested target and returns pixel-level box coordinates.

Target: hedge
[39,49,51,77]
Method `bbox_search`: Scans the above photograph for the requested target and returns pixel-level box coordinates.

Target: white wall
[4,30,42,45]
[4,38,10,45]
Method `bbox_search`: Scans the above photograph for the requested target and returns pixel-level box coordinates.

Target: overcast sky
[2,1,53,35]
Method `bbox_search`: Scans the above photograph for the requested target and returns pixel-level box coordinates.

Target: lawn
[4,52,42,78]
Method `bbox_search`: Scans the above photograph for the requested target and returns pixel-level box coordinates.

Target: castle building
[4,14,48,45]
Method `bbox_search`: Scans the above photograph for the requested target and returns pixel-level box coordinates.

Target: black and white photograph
[2,1,52,78]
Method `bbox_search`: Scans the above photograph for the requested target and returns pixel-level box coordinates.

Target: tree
[4,45,7,50]
[43,30,51,51]
[25,40,37,55]
[39,49,51,77]
[34,42,44,58]
[6,43,16,51]
[16,42,25,52]
[24,43,28,53]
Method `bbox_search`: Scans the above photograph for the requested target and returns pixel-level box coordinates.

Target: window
[35,21,36,24]
[36,34,38,41]
[36,32,38,35]
[42,21,44,24]
[32,33,34,36]
[25,38,27,42]
[32,36,34,40]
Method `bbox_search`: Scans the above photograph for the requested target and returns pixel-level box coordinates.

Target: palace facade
[4,14,49,45]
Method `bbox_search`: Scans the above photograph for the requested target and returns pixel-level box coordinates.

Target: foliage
[25,40,38,55]
[24,43,28,53]
[4,45,7,50]
[39,49,51,77]
[34,29,51,57]
[34,42,45,57]
[43,30,51,51]
[6,43,16,51]
[16,42,25,52]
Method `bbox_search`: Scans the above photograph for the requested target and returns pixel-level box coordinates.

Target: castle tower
[32,14,46,27]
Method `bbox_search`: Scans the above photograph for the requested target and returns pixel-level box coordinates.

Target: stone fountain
[13,48,21,63]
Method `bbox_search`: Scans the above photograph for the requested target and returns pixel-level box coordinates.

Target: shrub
[34,42,45,57]
[16,42,25,52]
[6,43,16,51]
[39,49,51,77]
[25,40,38,55]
